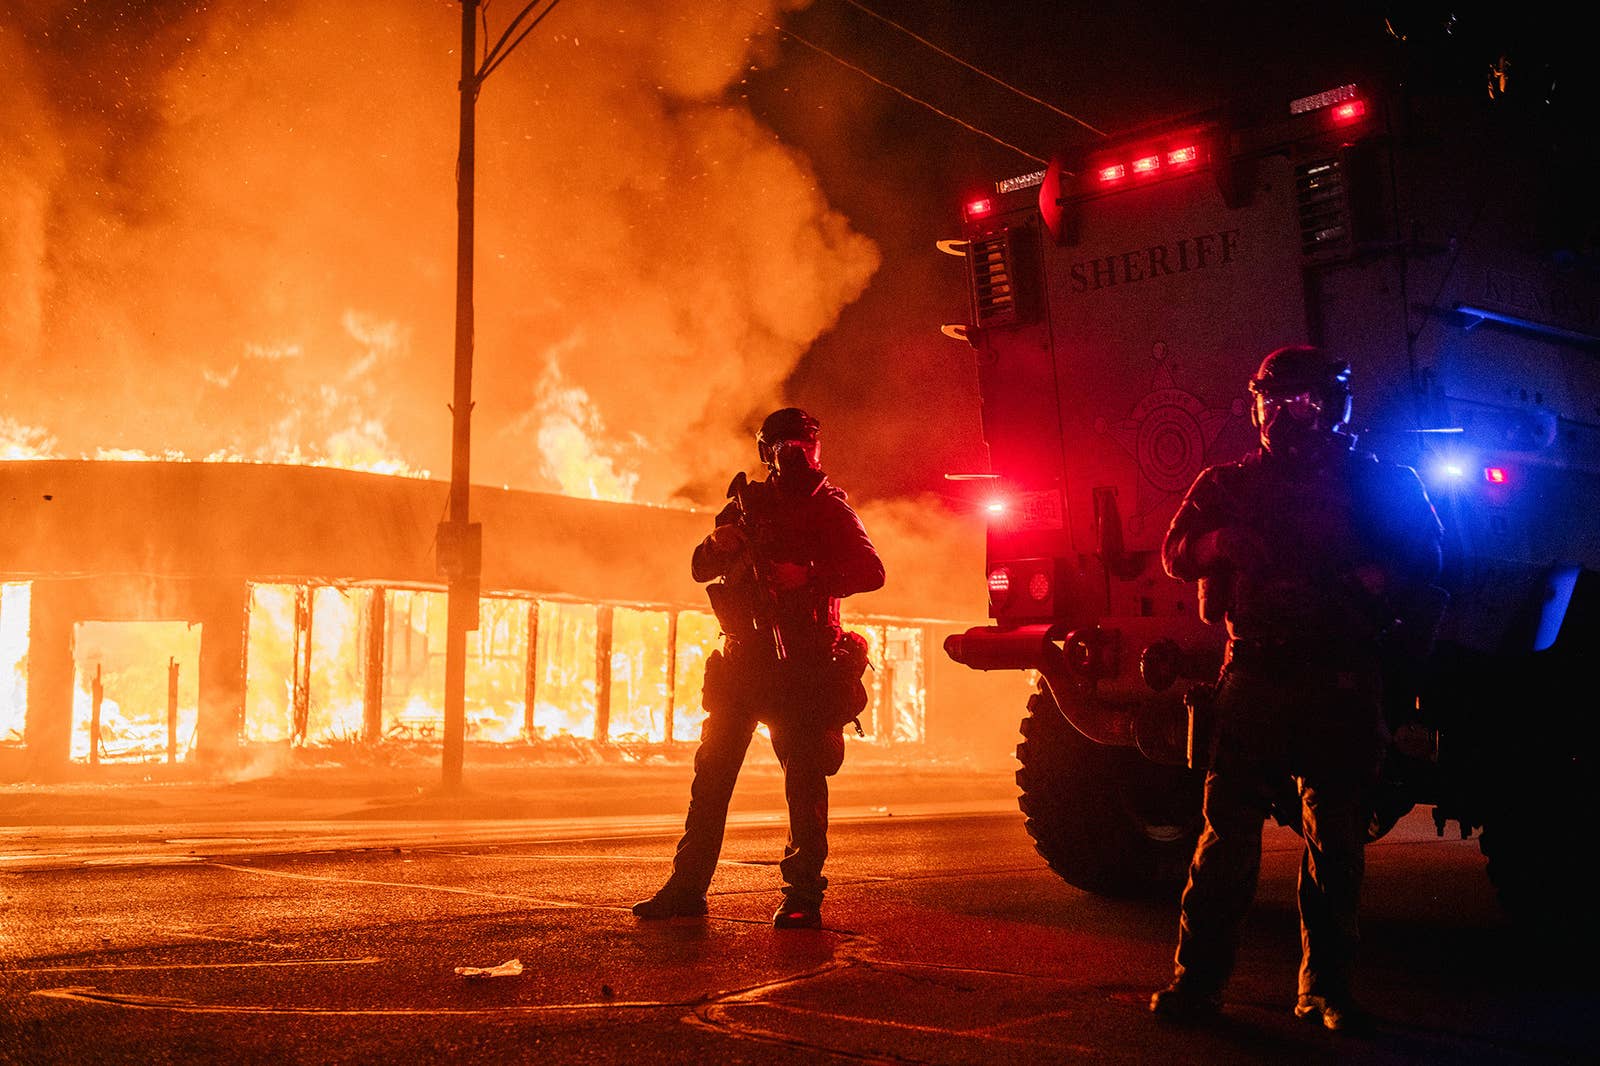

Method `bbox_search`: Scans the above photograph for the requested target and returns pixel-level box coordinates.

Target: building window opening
[382,588,446,742]
[845,623,886,739]
[468,597,530,743]
[532,601,597,740]
[72,621,200,764]
[0,583,31,747]
[244,584,296,744]
[884,625,927,743]
[307,587,369,744]
[671,610,720,742]
[607,607,671,742]
[244,585,369,747]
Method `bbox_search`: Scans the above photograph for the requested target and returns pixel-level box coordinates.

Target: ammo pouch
[1183,679,1220,771]
[700,648,740,717]
[823,630,871,735]
[705,580,760,644]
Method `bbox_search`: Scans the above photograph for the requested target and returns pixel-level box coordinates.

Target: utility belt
[1223,635,1373,676]
[1182,636,1379,772]
[704,628,870,733]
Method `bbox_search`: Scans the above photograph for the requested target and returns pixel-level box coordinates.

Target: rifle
[719,471,787,660]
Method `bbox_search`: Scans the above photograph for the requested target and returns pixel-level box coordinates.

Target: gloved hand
[706,523,747,556]
[1196,525,1269,574]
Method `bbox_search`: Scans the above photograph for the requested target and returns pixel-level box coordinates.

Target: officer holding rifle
[633,407,884,929]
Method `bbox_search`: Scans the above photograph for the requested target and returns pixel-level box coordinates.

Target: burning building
[0,459,998,780]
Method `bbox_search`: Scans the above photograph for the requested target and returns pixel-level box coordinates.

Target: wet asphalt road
[1,806,1594,1065]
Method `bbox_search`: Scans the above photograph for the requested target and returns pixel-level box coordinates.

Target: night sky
[746,1,1593,505]
[1,1,1590,522]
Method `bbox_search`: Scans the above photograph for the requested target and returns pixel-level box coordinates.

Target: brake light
[1167,145,1198,165]
[1132,153,1161,175]
[987,567,1012,601]
[985,499,1006,515]
[1097,163,1126,183]
[964,197,994,220]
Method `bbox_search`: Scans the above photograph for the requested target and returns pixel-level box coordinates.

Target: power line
[778,24,1049,165]
[838,0,1106,138]
[479,0,565,84]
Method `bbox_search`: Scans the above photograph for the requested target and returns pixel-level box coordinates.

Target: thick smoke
[0,0,879,505]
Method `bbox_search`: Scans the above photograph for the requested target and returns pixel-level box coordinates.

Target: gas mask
[766,439,823,494]
[1252,389,1352,459]
[771,438,821,476]
[1246,346,1354,460]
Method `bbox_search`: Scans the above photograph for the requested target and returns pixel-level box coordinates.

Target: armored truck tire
[1478,754,1598,946]
[1015,682,1204,899]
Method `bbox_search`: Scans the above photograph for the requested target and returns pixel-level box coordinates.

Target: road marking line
[168,930,300,948]
[210,862,597,910]
[14,957,381,973]
[29,986,681,1016]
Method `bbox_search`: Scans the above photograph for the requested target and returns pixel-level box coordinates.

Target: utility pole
[441,0,483,791]
[440,0,562,791]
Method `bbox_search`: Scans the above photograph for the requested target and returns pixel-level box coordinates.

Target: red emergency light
[1484,466,1508,484]
[964,197,995,220]
[1331,99,1367,124]
[1095,143,1200,185]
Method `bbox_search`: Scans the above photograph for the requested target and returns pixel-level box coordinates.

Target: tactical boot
[630,891,708,920]
[1295,994,1372,1033]
[1149,980,1222,1024]
[772,899,822,929]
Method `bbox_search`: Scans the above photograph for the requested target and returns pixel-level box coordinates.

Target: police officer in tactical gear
[633,407,885,929]
[1150,346,1443,1031]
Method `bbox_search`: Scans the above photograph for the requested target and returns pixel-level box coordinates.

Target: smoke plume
[0,0,880,506]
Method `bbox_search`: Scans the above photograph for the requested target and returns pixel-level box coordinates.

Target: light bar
[1456,303,1600,345]
[1132,153,1161,175]
[997,169,1047,194]
[1167,145,1199,165]
[1290,83,1359,115]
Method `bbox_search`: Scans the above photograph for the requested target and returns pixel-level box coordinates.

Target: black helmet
[757,407,820,462]
[1248,345,1352,427]
[1247,346,1354,456]
[756,407,823,484]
